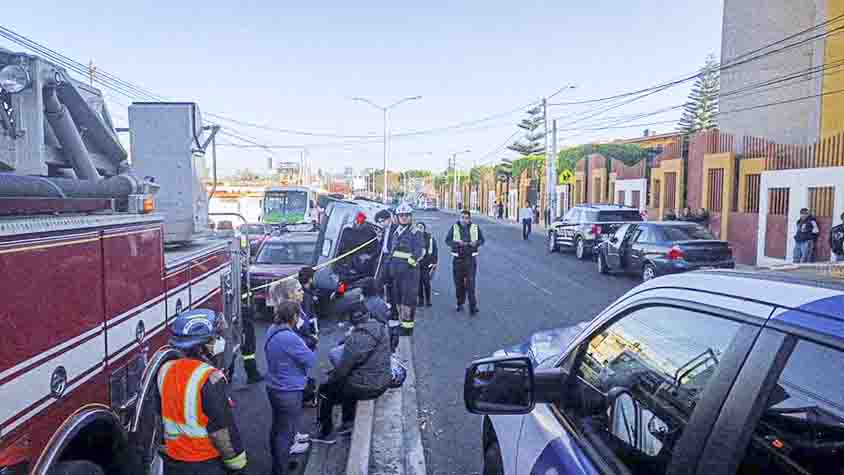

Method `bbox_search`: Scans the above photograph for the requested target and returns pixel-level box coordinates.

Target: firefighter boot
[399,306,415,336]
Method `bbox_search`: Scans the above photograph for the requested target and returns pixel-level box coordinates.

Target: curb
[398,336,427,475]
[346,400,376,475]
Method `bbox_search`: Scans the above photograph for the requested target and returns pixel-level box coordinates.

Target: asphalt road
[411,211,639,475]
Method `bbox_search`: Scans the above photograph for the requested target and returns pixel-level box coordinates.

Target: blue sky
[4,1,723,176]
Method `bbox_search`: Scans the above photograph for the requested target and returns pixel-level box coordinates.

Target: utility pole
[451,155,457,210]
[550,119,558,221]
[543,97,550,224]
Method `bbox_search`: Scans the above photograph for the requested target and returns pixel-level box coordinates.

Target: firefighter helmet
[169,309,221,350]
[396,203,413,215]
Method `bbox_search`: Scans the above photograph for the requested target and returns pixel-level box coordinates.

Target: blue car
[464,270,844,475]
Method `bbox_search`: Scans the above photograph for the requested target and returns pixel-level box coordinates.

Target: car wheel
[483,440,505,475]
[547,231,558,253]
[575,237,588,260]
[642,263,657,282]
[598,252,609,274]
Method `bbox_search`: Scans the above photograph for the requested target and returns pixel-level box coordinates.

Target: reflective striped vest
[157,359,221,462]
[452,224,479,257]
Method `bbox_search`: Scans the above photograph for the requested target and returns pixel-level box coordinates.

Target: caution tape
[242,237,378,300]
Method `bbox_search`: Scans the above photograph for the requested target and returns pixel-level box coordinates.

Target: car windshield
[244,225,266,235]
[256,241,316,265]
[598,210,643,222]
[662,225,715,241]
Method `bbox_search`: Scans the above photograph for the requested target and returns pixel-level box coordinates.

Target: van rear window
[598,210,643,222]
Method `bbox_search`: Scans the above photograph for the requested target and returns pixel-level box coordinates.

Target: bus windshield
[263,190,309,224]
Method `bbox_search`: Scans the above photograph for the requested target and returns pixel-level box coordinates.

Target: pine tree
[678,55,719,134]
[508,105,545,156]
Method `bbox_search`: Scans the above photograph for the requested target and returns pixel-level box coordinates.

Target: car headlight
[0,64,31,94]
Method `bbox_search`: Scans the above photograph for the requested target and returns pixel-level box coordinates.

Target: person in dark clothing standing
[383,204,425,334]
[497,201,504,219]
[241,305,264,384]
[794,208,820,263]
[830,213,844,262]
[445,210,485,315]
[416,222,438,307]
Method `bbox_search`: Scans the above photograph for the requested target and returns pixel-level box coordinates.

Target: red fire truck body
[0,49,241,474]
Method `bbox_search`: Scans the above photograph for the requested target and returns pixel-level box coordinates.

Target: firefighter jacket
[385,223,425,267]
[445,222,485,258]
[157,358,246,470]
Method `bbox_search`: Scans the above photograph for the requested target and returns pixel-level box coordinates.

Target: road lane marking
[520,275,553,296]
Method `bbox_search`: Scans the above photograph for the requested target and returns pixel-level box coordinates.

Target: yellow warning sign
[559,170,575,184]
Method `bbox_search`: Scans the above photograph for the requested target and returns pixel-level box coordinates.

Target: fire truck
[0,49,243,474]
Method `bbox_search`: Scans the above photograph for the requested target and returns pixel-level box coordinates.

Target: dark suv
[547,204,643,259]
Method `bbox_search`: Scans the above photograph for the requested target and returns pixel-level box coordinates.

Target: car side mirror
[465,356,534,415]
[464,356,567,415]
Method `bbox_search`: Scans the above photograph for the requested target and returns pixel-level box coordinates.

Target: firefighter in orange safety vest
[158,309,248,475]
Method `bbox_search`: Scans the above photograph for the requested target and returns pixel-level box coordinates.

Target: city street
[411,211,638,475]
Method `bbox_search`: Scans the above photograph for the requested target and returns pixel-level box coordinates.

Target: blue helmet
[169,309,220,350]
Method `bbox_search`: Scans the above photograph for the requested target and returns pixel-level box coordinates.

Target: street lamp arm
[352,97,386,111]
[387,95,422,109]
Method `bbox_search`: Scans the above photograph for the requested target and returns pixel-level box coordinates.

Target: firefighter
[159,309,248,475]
[241,305,263,384]
[385,203,425,335]
[445,209,485,315]
[416,222,438,307]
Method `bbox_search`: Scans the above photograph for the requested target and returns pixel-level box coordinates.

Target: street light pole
[353,95,421,203]
[450,149,471,210]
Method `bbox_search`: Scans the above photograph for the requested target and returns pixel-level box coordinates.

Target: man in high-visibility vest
[385,203,425,334]
[445,209,485,315]
[158,309,248,475]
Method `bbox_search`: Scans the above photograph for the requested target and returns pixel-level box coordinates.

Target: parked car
[249,232,318,317]
[547,204,643,259]
[464,270,844,475]
[313,200,386,315]
[240,222,271,256]
[596,221,735,281]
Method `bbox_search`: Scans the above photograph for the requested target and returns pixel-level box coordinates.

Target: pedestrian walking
[830,213,844,262]
[384,203,425,335]
[520,202,534,240]
[445,209,485,315]
[158,309,248,475]
[497,201,504,219]
[794,207,820,263]
[416,222,438,307]
[264,301,317,475]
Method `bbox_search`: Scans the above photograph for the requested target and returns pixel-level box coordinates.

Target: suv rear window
[597,210,643,222]
[662,225,715,241]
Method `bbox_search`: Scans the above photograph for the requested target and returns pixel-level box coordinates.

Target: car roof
[634,270,844,337]
[264,232,318,243]
[575,203,639,211]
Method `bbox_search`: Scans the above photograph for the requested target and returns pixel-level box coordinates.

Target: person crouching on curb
[264,301,316,475]
[315,302,391,442]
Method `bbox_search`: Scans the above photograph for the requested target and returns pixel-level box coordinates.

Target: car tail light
[667,246,685,260]
[591,224,601,236]
[337,281,347,295]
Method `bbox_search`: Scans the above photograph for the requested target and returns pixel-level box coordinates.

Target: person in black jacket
[416,222,438,307]
[830,212,844,262]
[794,208,820,263]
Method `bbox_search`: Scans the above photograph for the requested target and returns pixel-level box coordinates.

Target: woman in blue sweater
[264,300,317,475]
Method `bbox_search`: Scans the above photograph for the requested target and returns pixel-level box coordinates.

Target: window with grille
[707,168,724,211]
[744,174,761,213]
[575,180,582,203]
[653,180,661,208]
[618,190,626,206]
[664,172,677,210]
[809,187,835,217]
[632,191,641,209]
[609,182,616,204]
[768,188,789,215]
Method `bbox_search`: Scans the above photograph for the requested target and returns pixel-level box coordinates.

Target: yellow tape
[242,237,378,299]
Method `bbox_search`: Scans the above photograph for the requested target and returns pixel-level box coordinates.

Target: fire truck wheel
[48,460,105,475]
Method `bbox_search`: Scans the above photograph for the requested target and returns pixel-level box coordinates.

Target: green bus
[262,186,322,228]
